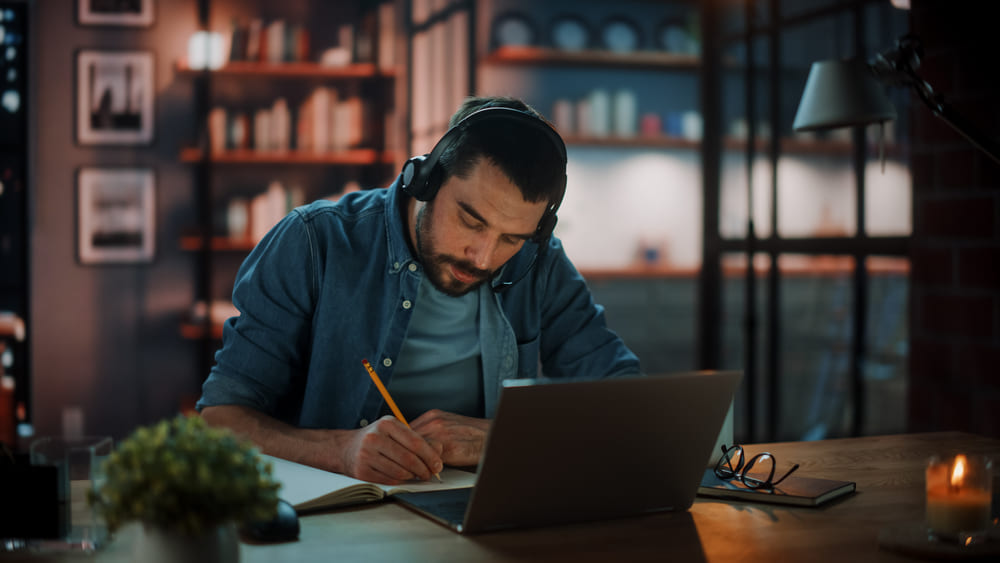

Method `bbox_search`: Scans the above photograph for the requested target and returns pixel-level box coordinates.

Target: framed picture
[76,50,154,145]
[77,168,156,265]
[78,0,154,27]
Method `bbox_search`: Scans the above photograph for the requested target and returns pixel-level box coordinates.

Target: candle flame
[950,455,967,487]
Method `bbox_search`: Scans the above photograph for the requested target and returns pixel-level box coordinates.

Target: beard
[415,200,495,297]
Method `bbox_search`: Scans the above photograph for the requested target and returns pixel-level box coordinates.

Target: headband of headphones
[399,106,567,243]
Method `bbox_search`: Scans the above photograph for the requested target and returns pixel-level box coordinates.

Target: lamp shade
[792,59,897,131]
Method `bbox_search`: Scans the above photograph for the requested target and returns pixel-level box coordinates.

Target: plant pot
[136,522,239,563]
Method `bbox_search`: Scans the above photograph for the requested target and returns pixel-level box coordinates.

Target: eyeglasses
[714,444,800,490]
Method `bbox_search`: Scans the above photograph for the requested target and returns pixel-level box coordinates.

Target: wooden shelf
[175,60,394,79]
[482,46,701,70]
[565,134,700,149]
[179,147,396,165]
[580,259,909,282]
[580,266,699,281]
[180,322,224,340]
[563,135,903,157]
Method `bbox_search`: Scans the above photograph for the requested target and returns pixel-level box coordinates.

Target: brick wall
[909,1,1000,437]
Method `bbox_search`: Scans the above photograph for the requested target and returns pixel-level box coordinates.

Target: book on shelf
[246,19,263,62]
[270,98,291,151]
[263,454,477,512]
[265,20,285,63]
[229,19,247,62]
[377,1,396,71]
[253,108,271,151]
[249,181,302,243]
[697,469,856,507]
[208,107,227,153]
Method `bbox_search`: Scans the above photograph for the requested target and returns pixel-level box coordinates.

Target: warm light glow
[187,31,226,70]
[890,0,910,9]
[950,455,967,487]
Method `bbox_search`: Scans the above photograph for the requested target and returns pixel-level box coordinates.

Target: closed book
[253,108,271,151]
[229,20,247,62]
[271,98,290,151]
[377,1,396,70]
[266,20,285,63]
[208,107,227,153]
[246,19,263,62]
[697,469,855,507]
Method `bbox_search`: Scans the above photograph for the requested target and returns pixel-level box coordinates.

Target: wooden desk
[5,432,998,562]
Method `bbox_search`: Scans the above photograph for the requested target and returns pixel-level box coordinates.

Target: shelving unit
[180,2,401,350]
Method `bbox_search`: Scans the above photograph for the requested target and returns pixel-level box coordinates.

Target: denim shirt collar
[383,175,417,276]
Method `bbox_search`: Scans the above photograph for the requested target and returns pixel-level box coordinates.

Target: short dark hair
[438,96,565,205]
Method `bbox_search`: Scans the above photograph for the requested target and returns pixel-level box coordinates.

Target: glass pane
[586,275,697,375]
[719,1,745,37]
[863,3,912,236]
[780,0,843,20]
[777,13,858,238]
[720,37,774,240]
[863,256,909,435]
[560,148,702,270]
[864,136,912,236]
[721,252,770,444]
[777,153,857,237]
[779,254,855,441]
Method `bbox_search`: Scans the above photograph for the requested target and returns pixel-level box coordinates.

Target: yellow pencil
[362,359,442,482]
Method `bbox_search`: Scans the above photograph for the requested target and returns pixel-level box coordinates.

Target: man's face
[414,158,548,297]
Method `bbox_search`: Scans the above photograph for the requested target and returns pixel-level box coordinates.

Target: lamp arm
[871,35,1000,165]
[910,82,1000,165]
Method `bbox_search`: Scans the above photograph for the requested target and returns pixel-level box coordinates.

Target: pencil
[362,359,442,482]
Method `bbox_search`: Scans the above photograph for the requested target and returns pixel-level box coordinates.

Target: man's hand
[339,415,444,485]
[409,410,491,467]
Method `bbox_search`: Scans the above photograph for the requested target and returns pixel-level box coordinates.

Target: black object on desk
[240,499,299,542]
[0,462,65,538]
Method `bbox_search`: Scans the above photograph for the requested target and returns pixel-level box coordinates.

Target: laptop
[393,370,742,533]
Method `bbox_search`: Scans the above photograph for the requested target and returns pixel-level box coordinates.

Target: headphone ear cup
[401,155,427,200]
[400,155,444,202]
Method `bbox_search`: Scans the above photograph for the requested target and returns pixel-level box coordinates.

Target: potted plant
[89,414,280,563]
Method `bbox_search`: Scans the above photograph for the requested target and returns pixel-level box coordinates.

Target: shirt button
[408,263,418,272]
[402,300,412,310]
[393,262,400,269]
[359,419,369,427]
[383,358,393,367]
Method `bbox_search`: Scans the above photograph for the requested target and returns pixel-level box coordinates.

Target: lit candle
[925,454,993,538]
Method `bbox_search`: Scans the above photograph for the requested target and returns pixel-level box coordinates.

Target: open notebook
[262,454,477,512]
[394,371,742,533]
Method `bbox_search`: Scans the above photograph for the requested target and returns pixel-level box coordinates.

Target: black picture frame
[76,167,156,265]
[75,49,155,146]
[77,0,154,27]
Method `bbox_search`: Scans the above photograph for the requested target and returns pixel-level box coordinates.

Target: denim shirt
[196,177,640,429]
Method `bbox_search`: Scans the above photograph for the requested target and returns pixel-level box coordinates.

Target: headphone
[399,106,567,244]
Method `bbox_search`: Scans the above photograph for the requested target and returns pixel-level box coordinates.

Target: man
[198,96,639,485]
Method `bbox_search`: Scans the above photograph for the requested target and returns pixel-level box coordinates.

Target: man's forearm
[200,404,351,473]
